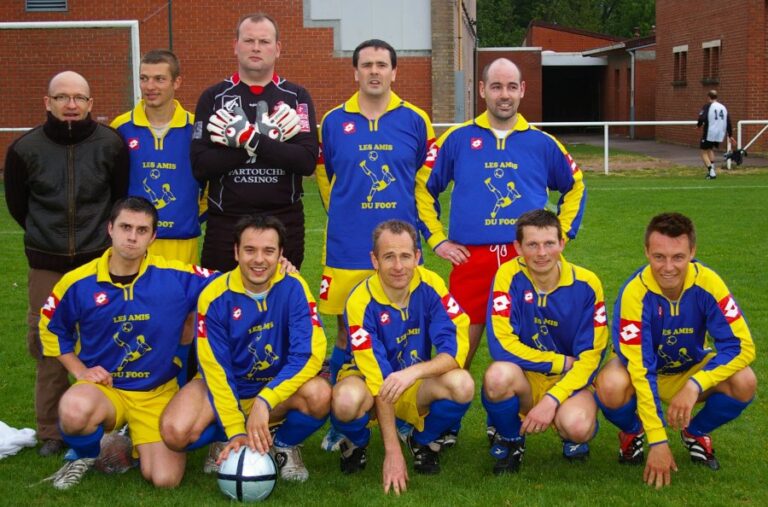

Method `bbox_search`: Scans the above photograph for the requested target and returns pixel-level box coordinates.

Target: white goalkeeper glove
[267,103,301,141]
[207,106,262,156]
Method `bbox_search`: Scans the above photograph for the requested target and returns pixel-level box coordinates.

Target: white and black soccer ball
[217,447,277,502]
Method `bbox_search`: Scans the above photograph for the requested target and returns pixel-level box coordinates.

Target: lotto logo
[491,291,511,317]
[441,294,463,317]
[619,319,641,345]
[425,143,438,166]
[524,290,534,303]
[309,302,321,327]
[379,311,391,325]
[718,295,741,324]
[594,302,607,326]
[127,138,139,150]
[319,276,331,300]
[343,122,356,134]
[317,144,325,164]
[94,291,109,306]
[232,306,242,320]
[193,265,212,278]
[349,326,372,351]
[197,314,207,338]
[566,153,579,174]
[41,295,58,319]
[470,138,483,150]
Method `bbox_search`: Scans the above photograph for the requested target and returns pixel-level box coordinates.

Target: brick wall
[0,0,434,162]
[527,24,623,52]
[656,0,767,150]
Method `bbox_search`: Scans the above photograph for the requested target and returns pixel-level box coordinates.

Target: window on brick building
[26,0,67,11]
[702,40,721,84]
[672,45,688,86]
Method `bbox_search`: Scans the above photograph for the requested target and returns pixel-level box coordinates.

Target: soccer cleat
[562,440,590,461]
[271,445,309,482]
[486,425,497,447]
[489,433,525,475]
[48,457,95,490]
[407,434,441,474]
[681,429,720,470]
[203,442,226,474]
[339,438,367,474]
[435,429,458,450]
[396,419,413,444]
[618,431,644,465]
[320,426,345,452]
[38,439,65,457]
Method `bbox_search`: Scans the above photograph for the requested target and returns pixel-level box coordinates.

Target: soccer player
[416,57,586,370]
[595,212,756,489]
[482,209,607,474]
[160,215,330,483]
[315,38,435,448]
[4,70,128,457]
[191,12,318,271]
[330,220,473,495]
[39,197,216,490]
[697,90,735,180]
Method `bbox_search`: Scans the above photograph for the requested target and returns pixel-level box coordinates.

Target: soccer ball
[94,429,134,474]
[217,447,277,502]
[150,168,161,180]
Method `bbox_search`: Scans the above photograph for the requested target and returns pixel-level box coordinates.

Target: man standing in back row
[697,90,735,180]
[191,12,318,270]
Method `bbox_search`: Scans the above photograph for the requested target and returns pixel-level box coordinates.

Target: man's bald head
[45,71,92,122]
[481,58,522,83]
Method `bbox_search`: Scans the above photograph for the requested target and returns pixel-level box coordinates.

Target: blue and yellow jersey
[40,249,217,390]
[111,100,205,240]
[614,261,755,445]
[316,92,435,269]
[344,266,469,396]
[415,112,586,249]
[487,256,608,404]
[196,267,326,439]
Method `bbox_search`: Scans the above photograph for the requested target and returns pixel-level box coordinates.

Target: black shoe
[681,430,720,471]
[339,438,367,474]
[408,434,440,474]
[618,431,644,465]
[435,429,458,450]
[38,439,65,457]
[489,434,525,475]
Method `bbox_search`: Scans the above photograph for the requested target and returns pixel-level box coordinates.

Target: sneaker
[486,425,496,447]
[618,431,644,465]
[339,438,367,474]
[320,426,345,452]
[48,457,95,490]
[203,442,226,474]
[681,429,720,470]
[562,440,590,461]
[272,445,309,482]
[489,433,525,475]
[396,419,413,443]
[407,434,440,474]
[435,429,458,450]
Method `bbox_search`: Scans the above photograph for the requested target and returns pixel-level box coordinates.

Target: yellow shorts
[318,266,374,315]
[657,352,715,402]
[79,378,179,449]
[337,366,426,431]
[523,371,563,409]
[149,238,200,265]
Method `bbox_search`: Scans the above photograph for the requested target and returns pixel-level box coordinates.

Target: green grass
[1,165,766,506]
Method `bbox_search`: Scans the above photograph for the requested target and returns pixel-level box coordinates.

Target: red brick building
[0,0,477,161]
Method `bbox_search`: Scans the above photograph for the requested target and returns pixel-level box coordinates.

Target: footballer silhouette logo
[471,138,483,150]
[94,291,109,306]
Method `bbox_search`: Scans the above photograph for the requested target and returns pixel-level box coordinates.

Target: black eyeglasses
[49,94,91,105]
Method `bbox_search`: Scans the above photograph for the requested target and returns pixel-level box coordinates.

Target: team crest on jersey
[523,290,534,303]
[342,122,356,135]
[319,275,332,300]
[379,311,391,325]
[309,302,321,327]
[491,291,511,317]
[222,96,242,111]
[470,137,483,150]
[127,138,139,150]
[297,103,311,133]
[619,319,641,345]
[349,325,372,351]
[232,306,242,320]
[718,295,742,324]
[441,294,463,317]
[593,302,607,327]
[94,291,109,306]
[42,294,59,320]
[193,265,213,278]
[197,314,207,338]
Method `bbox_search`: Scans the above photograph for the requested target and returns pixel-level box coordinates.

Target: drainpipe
[628,48,635,138]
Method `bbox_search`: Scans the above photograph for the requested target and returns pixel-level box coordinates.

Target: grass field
[0,162,766,506]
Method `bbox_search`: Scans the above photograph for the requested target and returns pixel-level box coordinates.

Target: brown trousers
[27,268,71,441]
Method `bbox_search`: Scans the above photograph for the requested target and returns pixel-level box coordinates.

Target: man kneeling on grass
[595,212,756,488]
[330,219,473,495]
